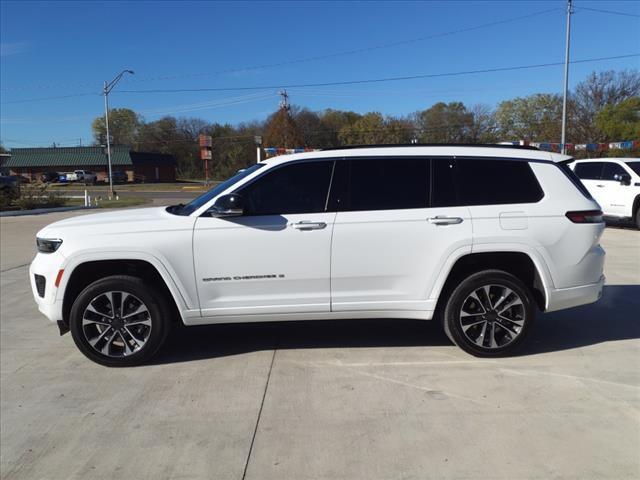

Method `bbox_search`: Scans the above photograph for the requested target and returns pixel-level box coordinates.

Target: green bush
[13,184,65,210]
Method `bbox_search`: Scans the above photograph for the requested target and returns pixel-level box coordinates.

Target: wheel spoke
[126,318,152,327]
[483,286,494,310]
[495,320,520,337]
[492,287,513,312]
[123,326,147,349]
[473,321,488,347]
[497,296,523,314]
[462,319,486,332]
[101,330,118,355]
[489,322,498,348]
[86,302,113,319]
[82,317,110,327]
[467,292,487,314]
[120,292,130,317]
[498,314,524,327]
[122,304,149,320]
[88,326,112,348]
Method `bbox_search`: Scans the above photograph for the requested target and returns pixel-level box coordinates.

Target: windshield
[625,161,640,176]
[175,163,265,216]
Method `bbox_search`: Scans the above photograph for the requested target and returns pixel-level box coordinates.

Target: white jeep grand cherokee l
[30,145,606,366]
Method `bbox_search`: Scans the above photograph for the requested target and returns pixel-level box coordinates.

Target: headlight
[36,238,63,253]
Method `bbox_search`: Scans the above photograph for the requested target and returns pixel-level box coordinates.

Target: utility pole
[278,90,290,111]
[103,69,134,197]
[561,0,573,155]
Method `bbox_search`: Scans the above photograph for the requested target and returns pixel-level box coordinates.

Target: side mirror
[206,193,244,217]
[614,173,631,186]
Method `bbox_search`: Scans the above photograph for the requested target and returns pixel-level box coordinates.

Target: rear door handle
[596,184,605,187]
[292,221,327,230]
[428,216,463,225]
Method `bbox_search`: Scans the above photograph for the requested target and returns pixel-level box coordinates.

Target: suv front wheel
[442,270,535,357]
[69,275,171,367]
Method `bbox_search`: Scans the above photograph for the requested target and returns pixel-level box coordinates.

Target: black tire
[69,275,171,367]
[442,270,535,357]
[635,209,640,230]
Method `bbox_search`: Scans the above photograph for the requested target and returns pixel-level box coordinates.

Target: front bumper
[29,252,65,323]
[546,275,605,313]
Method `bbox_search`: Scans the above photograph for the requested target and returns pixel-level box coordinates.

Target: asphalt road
[1,210,639,480]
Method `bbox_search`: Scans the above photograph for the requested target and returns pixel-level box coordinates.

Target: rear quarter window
[455,158,544,206]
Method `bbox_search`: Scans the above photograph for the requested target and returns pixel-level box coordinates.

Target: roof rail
[321,143,541,151]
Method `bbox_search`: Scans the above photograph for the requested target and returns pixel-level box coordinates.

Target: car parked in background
[30,145,606,366]
[40,171,60,183]
[109,170,128,184]
[570,158,640,228]
[64,170,97,185]
[0,174,20,202]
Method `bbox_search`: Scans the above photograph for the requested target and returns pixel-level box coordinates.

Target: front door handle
[292,221,327,230]
[428,216,463,225]
[596,184,605,187]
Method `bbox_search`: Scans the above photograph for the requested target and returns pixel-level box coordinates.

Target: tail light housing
[565,210,603,224]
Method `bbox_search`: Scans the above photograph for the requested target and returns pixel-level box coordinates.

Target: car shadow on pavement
[151,285,640,365]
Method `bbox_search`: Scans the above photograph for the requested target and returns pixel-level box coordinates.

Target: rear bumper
[546,275,605,313]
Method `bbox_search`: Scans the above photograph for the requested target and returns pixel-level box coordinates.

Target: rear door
[329,156,472,314]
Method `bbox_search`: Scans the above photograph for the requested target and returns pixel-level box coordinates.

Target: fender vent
[34,274,46,298]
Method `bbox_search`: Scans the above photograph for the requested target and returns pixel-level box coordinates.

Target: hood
[37,206,186,239]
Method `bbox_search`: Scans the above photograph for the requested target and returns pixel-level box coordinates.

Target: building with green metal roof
[2,146,176,183]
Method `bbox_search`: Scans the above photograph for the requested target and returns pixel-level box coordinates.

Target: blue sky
[1,0,638,148]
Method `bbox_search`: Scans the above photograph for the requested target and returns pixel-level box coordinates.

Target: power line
[117,54,640,94]
[0,92,98,105]
[0,6,560,94]
[578,6,640,19]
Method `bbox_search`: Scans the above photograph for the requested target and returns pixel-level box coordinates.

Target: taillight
[565,210,603,223]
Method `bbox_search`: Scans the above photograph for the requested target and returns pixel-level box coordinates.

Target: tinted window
[239,161,334,215]
[557,163,593,199]
[574,162,604,180]
[625,162,640,176]
[432,157,461,207]
[601,162,628,181]
[456,158,544,205]
[339,157,429,211]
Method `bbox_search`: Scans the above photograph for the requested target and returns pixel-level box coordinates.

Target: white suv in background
[571,158,640,228]
[29,145,606,366]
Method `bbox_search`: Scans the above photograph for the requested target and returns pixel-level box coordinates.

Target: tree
[338,112,410,145]
[571,70,640,141]
[495,94,562,141]
[263,107,303,148]
[92,108,141,145]
[0,143,7,154]
[468,104,498,143]
[595,97,640,141]
[415,102,473,143]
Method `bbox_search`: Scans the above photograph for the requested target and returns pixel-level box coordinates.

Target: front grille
[34,274,46,298]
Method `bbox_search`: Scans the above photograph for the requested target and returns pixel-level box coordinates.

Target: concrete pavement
[1,211,639,479]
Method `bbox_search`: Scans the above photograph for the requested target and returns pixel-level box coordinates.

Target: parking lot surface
[1,211,639,479]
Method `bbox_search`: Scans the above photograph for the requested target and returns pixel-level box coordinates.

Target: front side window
[336,157,429,211]
[601,162,628,181]
[574,162,604,180]
[239,161,334,216]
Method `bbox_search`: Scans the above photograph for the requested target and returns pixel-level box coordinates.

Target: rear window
[574,162,604,180]
[455,158,544,206]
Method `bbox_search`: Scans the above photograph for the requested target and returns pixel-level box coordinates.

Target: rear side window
[574,162,604,180]
[601,162,628,181]
[338,157,429,211]
[455,158,544,206]
[239,161,334,215]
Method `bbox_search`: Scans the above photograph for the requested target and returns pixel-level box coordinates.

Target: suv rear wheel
[69,275,171,367]
[442,270,535,357]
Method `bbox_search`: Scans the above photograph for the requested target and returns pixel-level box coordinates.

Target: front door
[600,161,631,217]
[573,162,607,211]
[193,160,336,318]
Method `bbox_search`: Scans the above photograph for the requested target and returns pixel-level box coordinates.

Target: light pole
[561,0,573,155]
[103,69,134,197]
